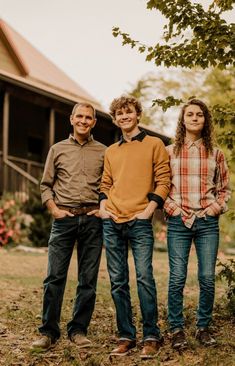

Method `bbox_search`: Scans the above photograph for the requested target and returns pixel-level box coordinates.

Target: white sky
[0,0,165,107]
[0,0,234,135]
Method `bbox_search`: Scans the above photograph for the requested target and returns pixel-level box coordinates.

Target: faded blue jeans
[39,215,103,341]
[167,215,219,331]
[102,218,162,341]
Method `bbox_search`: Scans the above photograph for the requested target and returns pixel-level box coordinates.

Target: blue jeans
[167,215,219,331]
[39,215,103,340]
[103,218,161,341]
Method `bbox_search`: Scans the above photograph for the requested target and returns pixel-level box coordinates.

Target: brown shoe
[71,333,92,348]
[172,329,188,350]
[110,339,136,356]
[195,328,217,347]
[31,335,54,351]
[140,338,164,359]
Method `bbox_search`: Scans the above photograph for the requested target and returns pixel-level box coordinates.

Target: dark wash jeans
[39,215,103,340]
[102,218,161,341]
[167,215,219,332]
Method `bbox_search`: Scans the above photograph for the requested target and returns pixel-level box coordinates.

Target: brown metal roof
[0,18,103,110]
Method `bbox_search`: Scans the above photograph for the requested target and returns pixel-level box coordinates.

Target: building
[0,19,170,197]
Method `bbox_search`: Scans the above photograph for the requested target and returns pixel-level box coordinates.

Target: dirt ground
[0,248,234,366]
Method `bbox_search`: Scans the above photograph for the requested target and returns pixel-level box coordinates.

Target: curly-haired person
[99,95,171,359]
[164,99,231,350]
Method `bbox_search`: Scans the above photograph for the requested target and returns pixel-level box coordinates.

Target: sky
[0,0,165,107]
[0,0,234,135]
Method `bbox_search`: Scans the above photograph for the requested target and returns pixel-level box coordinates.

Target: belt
[57,204,99,216]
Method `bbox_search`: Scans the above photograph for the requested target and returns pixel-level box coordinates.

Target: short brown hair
[109,95,142,119]
[71,102,96,119]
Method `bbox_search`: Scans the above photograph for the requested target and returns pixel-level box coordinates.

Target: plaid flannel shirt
[164,139,231,228]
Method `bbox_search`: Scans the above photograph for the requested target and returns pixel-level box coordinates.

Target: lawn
[0,247,234,366]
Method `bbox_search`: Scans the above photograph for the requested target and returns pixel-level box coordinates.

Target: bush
[23,185,52,247]
[217,259,235,318]
[0,193,30,247]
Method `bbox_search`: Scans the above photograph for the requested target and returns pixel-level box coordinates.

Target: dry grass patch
[0,248,234,366]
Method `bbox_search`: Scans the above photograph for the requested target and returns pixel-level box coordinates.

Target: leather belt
[57,204,99,216]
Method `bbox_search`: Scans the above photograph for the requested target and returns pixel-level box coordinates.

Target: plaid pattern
[164,139,230,228]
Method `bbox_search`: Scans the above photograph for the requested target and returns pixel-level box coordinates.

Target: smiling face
[114,103,139,135]
[183,104,205,140]
[70,105,96,142]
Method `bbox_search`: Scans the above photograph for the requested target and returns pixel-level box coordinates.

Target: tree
[113,1,234,69]
[128,67,209,133]
[113,0,235,158]
[113,1,235,300]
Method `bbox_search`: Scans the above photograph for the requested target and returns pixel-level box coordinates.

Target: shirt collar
[119,129,146,145]
[185,138,203,149]
[69,134,93,145]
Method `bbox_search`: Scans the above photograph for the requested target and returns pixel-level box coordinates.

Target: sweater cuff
[99,192,108,203]
[147,193,164,209]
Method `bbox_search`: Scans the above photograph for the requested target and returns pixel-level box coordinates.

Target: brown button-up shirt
[40,135,106,206]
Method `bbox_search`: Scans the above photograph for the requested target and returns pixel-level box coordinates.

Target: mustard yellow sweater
[100,134,170,223]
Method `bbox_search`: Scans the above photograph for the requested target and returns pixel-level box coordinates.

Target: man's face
[70,105,96,140]
[114,104,139,133]
[183,104,205,137]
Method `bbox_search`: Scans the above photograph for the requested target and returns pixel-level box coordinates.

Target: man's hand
[99,208,117,220]
[46,200,74,219]
[87,209,100,217]
[130,209,153,221]
[99,199,117,220]
[51,207,74,219]
[130,201,157,220]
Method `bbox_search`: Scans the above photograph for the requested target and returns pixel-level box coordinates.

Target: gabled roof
[0,18,103,110]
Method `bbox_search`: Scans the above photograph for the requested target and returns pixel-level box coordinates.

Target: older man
[31,102,106,351]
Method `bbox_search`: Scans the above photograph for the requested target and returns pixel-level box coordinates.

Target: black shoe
[195,328,216,347]
[172,330,188,350]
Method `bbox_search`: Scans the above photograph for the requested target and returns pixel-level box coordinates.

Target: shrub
[0,193,30,247]
[23,185,52,247]
[217,259,235,317]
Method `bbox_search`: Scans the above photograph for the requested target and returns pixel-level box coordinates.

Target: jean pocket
[54,216,71,222]
[205,214,219,220]
[167,214,182,224]
[169,214,181,219]
[135,218,151,222]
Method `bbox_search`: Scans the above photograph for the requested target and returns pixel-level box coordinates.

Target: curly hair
[174,99,214,156]
[109,95,142,119]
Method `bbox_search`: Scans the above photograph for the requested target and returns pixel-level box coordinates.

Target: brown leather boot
[70,333,92,348]
[140,338,164,359]
[110,339,136,356]
[31,335,54,351]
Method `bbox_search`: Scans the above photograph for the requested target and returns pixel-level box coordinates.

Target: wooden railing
[0,152,44,199]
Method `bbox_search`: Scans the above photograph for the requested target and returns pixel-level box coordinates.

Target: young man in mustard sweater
[99,96,170,359]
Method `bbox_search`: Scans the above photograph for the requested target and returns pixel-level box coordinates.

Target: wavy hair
[109,95,142,120]
[174,99,214,156]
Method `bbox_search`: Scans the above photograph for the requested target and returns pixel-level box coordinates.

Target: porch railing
[0,152,44,199]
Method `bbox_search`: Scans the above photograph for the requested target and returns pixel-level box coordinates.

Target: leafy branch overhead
[112,0,235,69]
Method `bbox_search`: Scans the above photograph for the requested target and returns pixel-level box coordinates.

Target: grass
[0,247,234,366]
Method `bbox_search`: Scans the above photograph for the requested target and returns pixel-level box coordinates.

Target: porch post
[3,92,9,191]
[49,108,55,147]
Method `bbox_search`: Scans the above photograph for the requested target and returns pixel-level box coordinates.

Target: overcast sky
[0,0,234,135]
[0,0,165,106]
